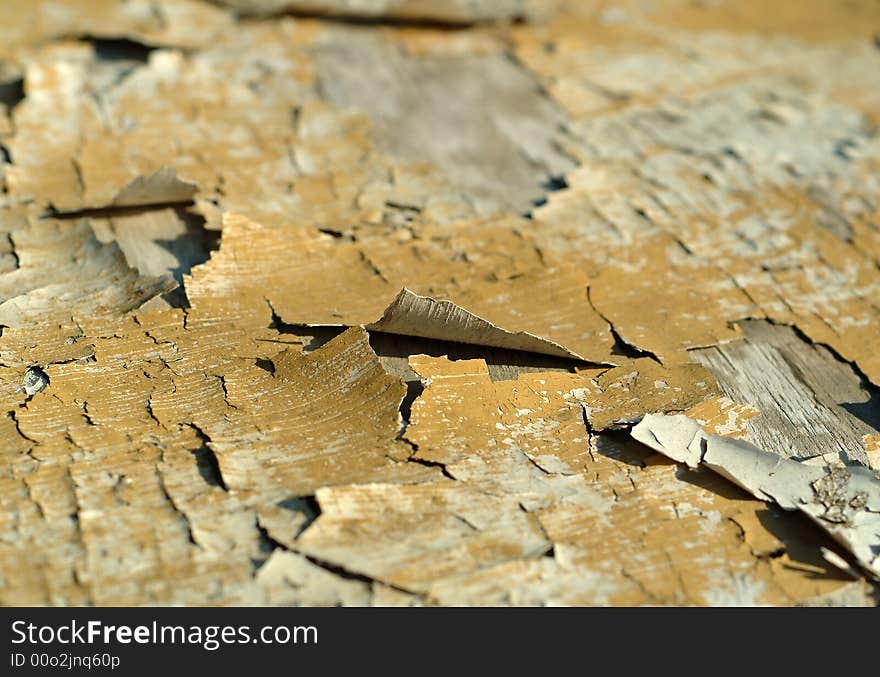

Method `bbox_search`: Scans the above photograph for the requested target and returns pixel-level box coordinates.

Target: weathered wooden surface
[1,0,879,606]
[692,321,880,467]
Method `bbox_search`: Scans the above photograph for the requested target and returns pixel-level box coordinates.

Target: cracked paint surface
[0,0,879,606]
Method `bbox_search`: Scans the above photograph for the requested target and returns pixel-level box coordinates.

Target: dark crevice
[238,8,482,29]
[519,447,558,477]
[81,401,96,427]
[406,455,455,481]
[217,375,238,410]
[89,37,156,63]
[255,522,285,561]
[9,409,38,444]
[541,174,569,192]
[579,401,594,436]
[298,552,416,596]
[765,547,787,560]
[357,250,389,283]
[44,199,197,220]
[368,330,590,376]
[384,200,421,212]
[144,393,163,428]
[187,423,227,491]
[394,380,422,451]
[398,378,423,424]
[254,521,418,596]
[254,498,320,558]
[277,496,321,538]
[6,233,19,269]
[586,286,662,363]
[523,173,571,218]
[607,323,661,362]
[317,227,347,239]
[254,357,276,374]
[0,78,25,112]
[674,237,695,257]
[278,323,597,370]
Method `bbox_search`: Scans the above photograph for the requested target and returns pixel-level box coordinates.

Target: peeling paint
[1,0,879,607]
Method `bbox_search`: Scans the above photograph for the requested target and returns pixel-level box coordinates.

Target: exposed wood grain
[691,321,879,466]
